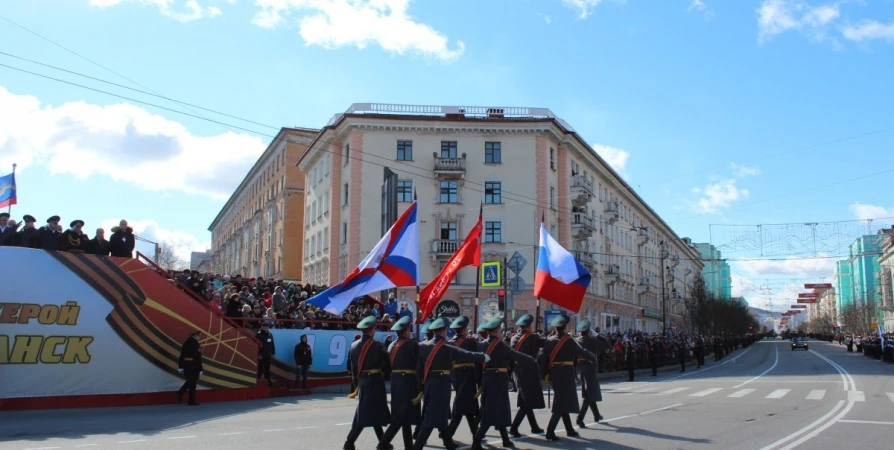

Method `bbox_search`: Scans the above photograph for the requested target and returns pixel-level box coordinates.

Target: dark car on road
[791,338,808,351]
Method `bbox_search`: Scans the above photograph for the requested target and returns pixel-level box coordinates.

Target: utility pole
[660,240,668,336]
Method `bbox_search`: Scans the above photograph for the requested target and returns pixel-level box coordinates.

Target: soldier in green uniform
[574,320,605,427]
[177,330,203,406]
[445,316,481,438]
[413,320,433,441]
[343,316,391,450]
[413,317,489,450]
[378,317,420,450]
[542,314,596,442]
[509,314,546,437]
[471,318,535,450]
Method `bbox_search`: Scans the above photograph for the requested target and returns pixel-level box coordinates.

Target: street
[3,340,893,450]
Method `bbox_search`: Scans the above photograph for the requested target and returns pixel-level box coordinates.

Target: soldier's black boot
[544,414,561,441]
[499,427,515,448]
[527,410,544,434]
[563,414,579,437]
[576,410,587,428]
[470,425,488,450]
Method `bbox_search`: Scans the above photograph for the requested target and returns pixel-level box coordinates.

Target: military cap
[420,320,432,335]
[23,214,35,223]
[449,316,470,329]
[550,314,570,328]
[47,215,60,223]
[70,219,85,228]
[391,316,412,331]
[515,314,534,327]
[428,317,449,331]
[481,317,503,331]
[0,212,8,219]
[576,319,591,332]
[476,323,488,333]
[357,315,378,330]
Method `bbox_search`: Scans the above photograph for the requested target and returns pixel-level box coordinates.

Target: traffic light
[498,289,506,310]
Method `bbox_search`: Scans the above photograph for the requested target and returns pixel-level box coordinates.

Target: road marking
[295,426,317,430]
[765,389,790,399]
[808,350,851,392]
[847,391,865,402]
[805,390,826,400]
[690,388,723,397]
[218,432,244,436]
[117,440,147,444]
[728,389,755,398]
[22,447,60,450]
[777,401,855,450]
[758,400,846,450]
[666,345,754,381]
[733,345,778,388]
[73,445,98,448]
[888,393,894,404]
[656,387,690,395]
[169,436,196,440]
[335,422,352,426]
[263,429,284,432]
[839,419,894,425]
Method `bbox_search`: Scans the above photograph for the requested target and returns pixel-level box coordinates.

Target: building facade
[208,128,319,280]
[835,260,853,315]
[693,243,732,300]
[296,103,703,333]
[877,228,894,332]
[848,235,881,308]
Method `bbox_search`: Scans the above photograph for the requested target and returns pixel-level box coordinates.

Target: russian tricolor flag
[308,202,419,315]
[533,223,591,313]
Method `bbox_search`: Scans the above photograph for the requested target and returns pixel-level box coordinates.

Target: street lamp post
[660,241,669,336]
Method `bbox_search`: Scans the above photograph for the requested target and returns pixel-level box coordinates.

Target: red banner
[791,304,807,309]
[797,299,817,304]
[417,214,482,323]
[798,293,817,298]
[804,283,832,289]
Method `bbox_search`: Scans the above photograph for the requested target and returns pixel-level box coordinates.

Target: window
[305,205,310,227]
[304,238,309,258]
[323,190,329,213]
[485,142,501,163]
[310,235,316,257]
[440,141,458,158]
[440,221,458,240]
[397,140,413,161]
[549,147,555,170]
[323,227,329,250]
[439,180,458,203]
[343,143,350,166]
[485,221,502,243]
[571,161,579,176]
[343,183,349,206]
[341,222,348,244]
[484,181,502,204]
[397,180,413,202]
[550,186,556,210]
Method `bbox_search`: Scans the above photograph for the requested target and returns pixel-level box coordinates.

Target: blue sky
[1,0,893,310]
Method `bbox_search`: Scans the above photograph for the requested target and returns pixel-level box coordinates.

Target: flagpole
[474,202,482,330]
[413,190,420,339]
[536,211,543,331]
[7,163,15,214]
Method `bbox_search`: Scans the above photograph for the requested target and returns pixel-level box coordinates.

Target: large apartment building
[296,104,702,333]
[208,127,319,280]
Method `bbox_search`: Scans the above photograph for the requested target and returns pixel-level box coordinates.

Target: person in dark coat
[109,220,135,258]
[648,337,660,376]
[343,316,391,450]
[470,318,534,450]
[256,323,275,386]
[413,317,488,450]
[695,336,706,368]
[677,338,687,372]
[542,314,596,442]
[90,228,111,256]
[575,320,604,427]
[445,316,480,439]
[378,316,420,450]
[509,314,546,437]
[294,334,313,389]
[59,220,88,253]
[625,340,636,381]
[177,330,203,406]
[0,212,18,247]
[15,215,39,248]
[38,216,62,251]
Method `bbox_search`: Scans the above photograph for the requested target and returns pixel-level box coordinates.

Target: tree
[839,303,875,334]
[155,241,187,272]
[687,274,758,336]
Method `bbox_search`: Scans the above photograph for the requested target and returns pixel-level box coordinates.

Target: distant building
[835,260,853,313]
[835,234,883,331]
[877,228,894,332]
[190,251,211,271]
[693,243,731,299]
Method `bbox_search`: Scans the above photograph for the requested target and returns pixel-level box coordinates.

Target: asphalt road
[3,339,894,450]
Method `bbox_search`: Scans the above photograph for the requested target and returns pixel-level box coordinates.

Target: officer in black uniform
[378,316,420,450]
[343,316,391,450]
[542,314,596,442]
[445,316,480,438]
[471,317,535,450]
[256,323,275,386]
[575,319,605,427]
[509,313,546,437]
[695,336,706,368]
[648,336,660,376]
[177,330,203,406]
[413,321,432,441]
[413,317,488,450]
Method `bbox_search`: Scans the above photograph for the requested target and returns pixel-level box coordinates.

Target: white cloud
[560,0,625,20]
[693,178,749,213]
[538,13,552,25]
[0,86,266,200]
[88,0,223,22]
[688,0,706,12]
[592,144,630,177]
[729,162,761,177]
[100,218,209,263]
[756,0,840,44]
[252,0,464,63]
[850,202,894,220]
[842,20,894,42]
[737,256,836,278]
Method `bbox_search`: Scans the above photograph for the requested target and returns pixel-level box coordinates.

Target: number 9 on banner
[329,334,347,366]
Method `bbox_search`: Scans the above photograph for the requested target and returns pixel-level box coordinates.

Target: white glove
[178,369,184,373]
[483,354,491,363]
[200,371,204,376]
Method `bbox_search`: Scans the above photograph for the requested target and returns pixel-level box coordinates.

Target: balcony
[570,212,595,239]
[637,277,651,294]
[570,175,594,207]
[637,227,649,246]
[433,153,466,177]
[605,201,619,224]
[572,250,596,269]
[431,239,463,255]
[605,264,620,284]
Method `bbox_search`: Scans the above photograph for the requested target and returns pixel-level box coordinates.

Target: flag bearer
[343,316,391,450]
[575,319,605,427]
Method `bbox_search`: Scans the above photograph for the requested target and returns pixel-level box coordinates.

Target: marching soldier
[648,336,660,376]
[343,316,391,450]
[509,314,546,437]
[378,317,420,450]
[413,317,489,450]
[413,321,433,441]
[575,320,605,427]
[471,318,534,450]
[177,330,203,406]
[542,314,596,442]
[445,316,480,438]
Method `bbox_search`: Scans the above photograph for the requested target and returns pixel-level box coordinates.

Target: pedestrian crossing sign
[480,262,501,287]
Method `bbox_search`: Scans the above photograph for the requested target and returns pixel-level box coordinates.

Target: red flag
[417,213,482,323]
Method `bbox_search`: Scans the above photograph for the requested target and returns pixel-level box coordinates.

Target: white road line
[778,401,855,450]
[657,387,690,395]
[847,391,865,402]
[839,419,894,425]
[758,400,846,450]
[263,429,284,432]
[295,426,317,430]
[805,390,826,400]
[666,345,754,381]
[765,389,791,399]
[690,388,723,397]
[218,432,244,436]
[22,447,60,450]
[335,422,352,426]
[74,445,98,448]
[808,350,851,392]
[169,436,196,440]
[888,393,894,405]
[728,389,755,398]
[734,345,778,388]
[117,440,147,444]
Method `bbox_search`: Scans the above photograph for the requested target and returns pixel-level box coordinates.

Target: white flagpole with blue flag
[0,163,17,213]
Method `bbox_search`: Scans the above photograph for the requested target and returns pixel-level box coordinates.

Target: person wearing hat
[14,214,39,248]
[256,323,276,386]
[58,220,88,253]
[413,317,489,450]
[90,227,111,256]
[0,212,19,247]
[574,319,605,427]
[470,317,534,450]
[377,316,420,450]
[444,316,481,439]
[37,215,62,251]
[343,316,390,450]
[508,314,546,437]
[177,330,204,406]
[109,219,136,258]
[542,314,596,441]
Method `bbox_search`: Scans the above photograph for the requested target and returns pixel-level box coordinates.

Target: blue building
[694,243,732,300]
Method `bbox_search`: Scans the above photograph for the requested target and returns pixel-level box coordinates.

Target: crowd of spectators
[0,214,136,257]
[833,332,894,362]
